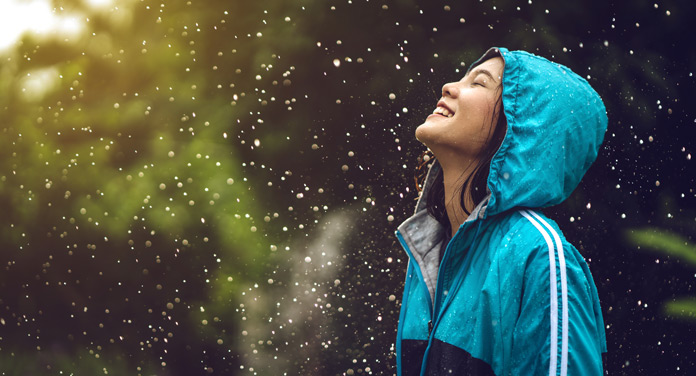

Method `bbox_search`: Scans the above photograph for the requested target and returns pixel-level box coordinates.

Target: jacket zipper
[396,227,459,336]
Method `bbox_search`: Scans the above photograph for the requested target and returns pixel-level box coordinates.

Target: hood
[416,47,608,219]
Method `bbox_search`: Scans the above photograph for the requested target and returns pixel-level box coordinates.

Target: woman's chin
[415,120,441,144]
[414,124,428,144]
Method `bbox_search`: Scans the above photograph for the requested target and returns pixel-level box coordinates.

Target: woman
[395,47,607,375]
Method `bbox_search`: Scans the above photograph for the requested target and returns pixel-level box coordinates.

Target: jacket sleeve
[509,241,606,376]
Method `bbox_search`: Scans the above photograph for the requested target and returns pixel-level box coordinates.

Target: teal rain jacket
[395,47,608,376]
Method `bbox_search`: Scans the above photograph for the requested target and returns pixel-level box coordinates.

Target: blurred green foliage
[627,228,696,266]
[1,0,271,373]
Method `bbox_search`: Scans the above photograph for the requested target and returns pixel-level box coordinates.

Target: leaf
[625,228,696,267]
[664,298,696,321]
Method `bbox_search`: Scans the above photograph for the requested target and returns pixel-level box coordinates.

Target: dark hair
[414,87,507,235]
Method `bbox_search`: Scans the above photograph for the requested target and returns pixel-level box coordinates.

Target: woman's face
[415,57,504,159]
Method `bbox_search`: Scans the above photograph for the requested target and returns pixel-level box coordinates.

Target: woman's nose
[442,82,459,98]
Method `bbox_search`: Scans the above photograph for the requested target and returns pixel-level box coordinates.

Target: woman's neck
[440,159,478,238]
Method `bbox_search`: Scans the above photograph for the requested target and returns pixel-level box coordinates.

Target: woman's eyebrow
[469,68,498,84]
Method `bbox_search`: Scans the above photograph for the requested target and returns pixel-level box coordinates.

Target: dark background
[0,0,694,374]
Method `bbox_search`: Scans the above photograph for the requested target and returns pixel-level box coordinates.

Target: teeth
[432,106,454,117]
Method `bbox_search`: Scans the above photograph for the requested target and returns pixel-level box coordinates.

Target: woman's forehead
[473,57,504,73]
[463,57,504,81]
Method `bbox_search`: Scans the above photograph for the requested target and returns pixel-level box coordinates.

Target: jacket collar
[396,160,491,301]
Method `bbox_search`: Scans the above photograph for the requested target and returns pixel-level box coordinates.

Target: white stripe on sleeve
[519,210,561,376]
[529,210,568,376]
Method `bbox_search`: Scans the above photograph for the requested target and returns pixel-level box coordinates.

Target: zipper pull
[428,320,433,336]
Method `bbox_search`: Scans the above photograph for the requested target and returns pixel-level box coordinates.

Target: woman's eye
[473,82,485,87]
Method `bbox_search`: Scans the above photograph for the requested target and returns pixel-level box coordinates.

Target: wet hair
[415,85,507,235]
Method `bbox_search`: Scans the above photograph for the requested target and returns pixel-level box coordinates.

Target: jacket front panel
[397,210,606,376]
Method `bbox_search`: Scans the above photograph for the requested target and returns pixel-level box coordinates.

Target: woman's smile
[427,112,450,119]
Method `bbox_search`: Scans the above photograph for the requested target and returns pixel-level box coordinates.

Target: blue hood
[465,47,608,217]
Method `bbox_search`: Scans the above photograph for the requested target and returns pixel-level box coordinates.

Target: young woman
[395,47,607,375]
